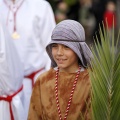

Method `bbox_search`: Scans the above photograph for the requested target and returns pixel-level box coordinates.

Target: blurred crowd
[47,0,119,45]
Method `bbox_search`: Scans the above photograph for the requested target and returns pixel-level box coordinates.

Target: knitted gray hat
[46,19,93,68]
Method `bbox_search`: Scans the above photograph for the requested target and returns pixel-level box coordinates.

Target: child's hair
[46,20,93,68]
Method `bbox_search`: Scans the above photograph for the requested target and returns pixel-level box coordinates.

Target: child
[103,1,116,29]
[55,1,68,23]
[27,20,93,120]
[103,1,116,44]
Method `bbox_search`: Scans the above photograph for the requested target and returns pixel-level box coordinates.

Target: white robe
[0,0,56,119]
[0,16,25,120]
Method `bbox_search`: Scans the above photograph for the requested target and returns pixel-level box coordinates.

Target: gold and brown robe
[27,68,91,120]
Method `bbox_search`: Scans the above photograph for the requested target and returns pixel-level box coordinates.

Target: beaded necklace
[55,66,81,120]
[4,0,25,39]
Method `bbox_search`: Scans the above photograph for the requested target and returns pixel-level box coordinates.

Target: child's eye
[64,45,69,49]
[52,43,58,47]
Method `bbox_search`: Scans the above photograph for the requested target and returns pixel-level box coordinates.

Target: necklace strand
[4,0,24,33]
[55,66,81,120]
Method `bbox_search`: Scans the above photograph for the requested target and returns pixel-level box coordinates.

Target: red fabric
[0,85,23,120]
[25,67,45,88]
[103,11,116,29]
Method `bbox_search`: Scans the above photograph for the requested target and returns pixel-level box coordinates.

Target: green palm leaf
[90,22,120,120]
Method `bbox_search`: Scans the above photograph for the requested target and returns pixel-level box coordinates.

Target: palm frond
[90,21,120,120]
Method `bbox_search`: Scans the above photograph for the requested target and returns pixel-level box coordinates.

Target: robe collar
[4,0,24,5]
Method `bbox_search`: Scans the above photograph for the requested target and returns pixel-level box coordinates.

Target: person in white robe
[0,0,56,119]
[0,16,25,120]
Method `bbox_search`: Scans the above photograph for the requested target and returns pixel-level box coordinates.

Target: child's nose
[57,47,64,55]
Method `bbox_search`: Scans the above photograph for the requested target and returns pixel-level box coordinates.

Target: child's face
[51,43,79,72]
[106,2,116,11]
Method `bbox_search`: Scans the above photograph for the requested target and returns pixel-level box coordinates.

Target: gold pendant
[12,32,20,39]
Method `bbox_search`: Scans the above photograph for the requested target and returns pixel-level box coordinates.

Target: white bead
[55,86,58,89]
[68,103,70,106]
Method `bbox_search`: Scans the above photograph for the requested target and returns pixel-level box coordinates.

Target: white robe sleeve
[37,1,56,70]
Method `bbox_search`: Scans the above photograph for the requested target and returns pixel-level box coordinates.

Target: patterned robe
[27,68,91,120]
